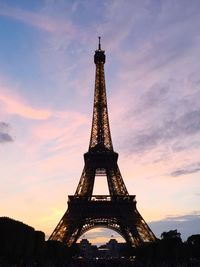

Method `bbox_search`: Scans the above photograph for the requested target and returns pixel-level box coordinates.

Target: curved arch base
[49,196,156,247]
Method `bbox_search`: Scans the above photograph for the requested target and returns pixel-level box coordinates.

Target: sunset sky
[0,0,200,245]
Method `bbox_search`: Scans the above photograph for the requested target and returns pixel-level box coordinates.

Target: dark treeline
[0,217,45,262]
[131,230,200,266]
[0,218,200,267]
[0,217,77,267]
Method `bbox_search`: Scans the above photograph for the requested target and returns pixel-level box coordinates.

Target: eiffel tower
[49,37,156,247]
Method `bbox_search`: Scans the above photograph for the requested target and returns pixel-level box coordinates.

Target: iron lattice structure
[49,38,156,247]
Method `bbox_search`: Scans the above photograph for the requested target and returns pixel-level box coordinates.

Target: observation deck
[67,195,137,218]
[68,195,136,202]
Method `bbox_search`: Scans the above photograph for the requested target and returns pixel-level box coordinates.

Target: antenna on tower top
[98,36,101,50]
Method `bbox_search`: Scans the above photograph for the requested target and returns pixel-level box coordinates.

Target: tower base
[49,195,156,247]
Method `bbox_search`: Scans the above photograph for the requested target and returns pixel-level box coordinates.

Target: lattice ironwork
[49,38,156,247]
[89,59,113,151]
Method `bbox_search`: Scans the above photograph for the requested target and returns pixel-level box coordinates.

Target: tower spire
[98,36,101,50]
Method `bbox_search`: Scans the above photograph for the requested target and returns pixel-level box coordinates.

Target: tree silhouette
[187,234,200,260]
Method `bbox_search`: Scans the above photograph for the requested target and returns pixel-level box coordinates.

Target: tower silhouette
[49,38,156,247]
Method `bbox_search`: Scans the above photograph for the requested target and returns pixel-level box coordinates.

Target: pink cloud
[0,91,51,120]
[0,5,76,34]
[27,111,89,164]
[31,111,88,140]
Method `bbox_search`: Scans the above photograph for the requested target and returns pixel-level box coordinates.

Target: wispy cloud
[171,162,200,177]
[0,5,76,34]
[127,109,200,154]
[0,122,13,143]
[98,1,200,165]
